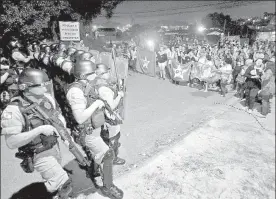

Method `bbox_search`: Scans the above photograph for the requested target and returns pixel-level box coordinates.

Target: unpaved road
[1,72,245,198]
[90,97,275,199]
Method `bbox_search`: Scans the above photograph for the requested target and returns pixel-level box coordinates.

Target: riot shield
[45,80,55,99]
[113,57,129,120]
[99,52,114,69]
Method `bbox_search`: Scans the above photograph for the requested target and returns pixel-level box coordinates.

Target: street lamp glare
[198,26,206,32]
[147,40,154,47]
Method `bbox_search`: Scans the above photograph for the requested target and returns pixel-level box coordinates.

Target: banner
[225,35,240,44]
[135,47,156,77]
[190,62,205,81]
[113,57,129,80]
[168,59,192,82]
[59,21,80,41]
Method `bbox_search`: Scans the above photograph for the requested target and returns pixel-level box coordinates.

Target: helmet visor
[28,80,52,88]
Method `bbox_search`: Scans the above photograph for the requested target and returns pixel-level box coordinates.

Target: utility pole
[223,19,226,35]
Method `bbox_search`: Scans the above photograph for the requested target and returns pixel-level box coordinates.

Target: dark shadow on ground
[239,98,265,114]
[8,159,100,199]
[9,182,53,199]
[63,159,97,197]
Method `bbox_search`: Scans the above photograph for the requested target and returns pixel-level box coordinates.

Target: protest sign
[59,21,80,41]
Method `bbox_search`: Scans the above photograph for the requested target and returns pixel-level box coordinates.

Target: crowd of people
[155,36,275,115]
[0,38,127,199]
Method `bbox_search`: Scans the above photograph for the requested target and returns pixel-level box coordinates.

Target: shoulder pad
[66,81,85,93]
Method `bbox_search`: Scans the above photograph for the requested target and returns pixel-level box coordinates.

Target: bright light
[197,26,206,32]
[147,40,154,47]
[92,25,97,30]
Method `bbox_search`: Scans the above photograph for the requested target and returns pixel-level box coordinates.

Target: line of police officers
[1,39,126,199]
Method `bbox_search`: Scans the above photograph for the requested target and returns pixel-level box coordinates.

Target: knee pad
[102,149,115,163]
[100,127,110,145]
[57,178,72,199]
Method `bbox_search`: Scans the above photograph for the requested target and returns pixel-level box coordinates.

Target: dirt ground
[1,72,274,199]
[90,95,275,199]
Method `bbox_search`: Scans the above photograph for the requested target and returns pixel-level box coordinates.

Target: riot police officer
[1,68,73,199]
[95,63,126,165]
[8,39,33,69]
[66,60,124,199]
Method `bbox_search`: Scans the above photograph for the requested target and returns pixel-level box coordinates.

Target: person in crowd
[129,46,137,71]
[156,46,168,80]
[243,59,263,113]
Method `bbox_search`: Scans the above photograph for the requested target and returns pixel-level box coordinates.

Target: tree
[201,12,232,33]
[0,0,124,43]
[202,12,257,38]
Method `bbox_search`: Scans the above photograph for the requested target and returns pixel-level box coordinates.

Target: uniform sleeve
[1,105,25,135]
[66,87,87,111]
[98,86,114,102]
[12,52,27,62]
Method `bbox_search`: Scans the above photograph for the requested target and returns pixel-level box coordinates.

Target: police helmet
[78,52,93,61]
[96,63,109,75]
[44,46,51,54]
[32,42,39,52]
[58,43,67,51]
[18,68,50,91]
[73,60,96,79]
[67,47,77,57]
[71,50,85,62]
[40,44,47,52]
[50,43,59,52]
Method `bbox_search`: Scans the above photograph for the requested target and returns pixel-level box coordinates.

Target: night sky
[93,1,275,26]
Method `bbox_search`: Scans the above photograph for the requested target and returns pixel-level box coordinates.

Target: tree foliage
[202,12,256,38]
[0,0,124,43]
[202,12,232,33]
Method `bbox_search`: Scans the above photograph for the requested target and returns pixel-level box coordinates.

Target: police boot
[55,178,73,199]
[100,149,124,199]
[111,132,125,165]
[83,147,101,178]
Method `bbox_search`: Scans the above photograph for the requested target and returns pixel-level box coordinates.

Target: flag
[169,59,192,82]
[113,57,129,121]
[114,57,128,80]
[190,62,205,80]
[135,47,156,77]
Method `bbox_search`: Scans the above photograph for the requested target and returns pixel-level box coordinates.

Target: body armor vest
[93,78,122,126]
[67,80,105,130]
[10,96,58,153]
